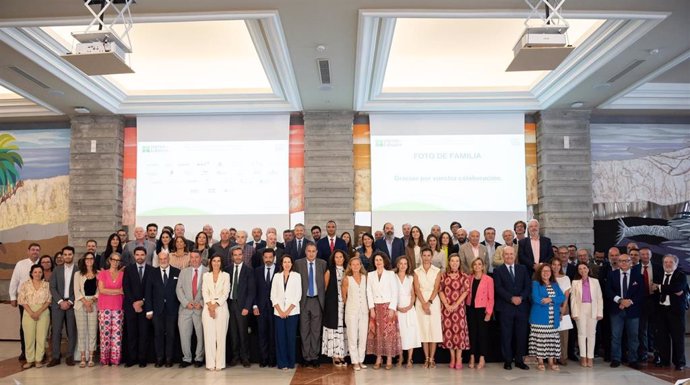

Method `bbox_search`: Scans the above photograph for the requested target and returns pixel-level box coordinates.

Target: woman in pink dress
[439,254,470,369]
[97,252,125,365]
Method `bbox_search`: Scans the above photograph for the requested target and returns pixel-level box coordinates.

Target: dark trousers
[125,310,150,364]
[228,300,249,361]
[498,308,528,364]
[467,306,488,358]
[655,307,686,367]
[300,297,322,361]
[639,297,656,357]
[153,314,177,362]
[257,305,276,364]
[51,306,77,359]
[19,305,26,356]
[275,315,298,369]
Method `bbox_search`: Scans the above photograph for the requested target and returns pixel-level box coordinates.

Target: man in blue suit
[605,253,645,369]
[493,246,531,370]
[253,248,280,367]
[374,222,405,264]
[316,220,347,261]
[284,223,312,260]
[518,219,553,274]
[225,245,256,367]
[123,247,155,367]
[145,251,181,367]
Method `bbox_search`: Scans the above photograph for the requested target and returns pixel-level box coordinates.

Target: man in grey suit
[122,226,156,266]
[294,243,326,368]
[47,246,78,367]
[176,249,207,368]
[459,230,489,275]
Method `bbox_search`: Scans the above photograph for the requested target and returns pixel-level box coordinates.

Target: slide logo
[375,139,401,147]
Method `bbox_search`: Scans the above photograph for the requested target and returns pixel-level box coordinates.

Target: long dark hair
[78,252,96,275]
[104,233,123,259]
[157,230,173,254]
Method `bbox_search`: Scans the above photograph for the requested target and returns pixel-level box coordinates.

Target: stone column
[303,111,354,235]
[68,115,124,255]
[535,109,594,250]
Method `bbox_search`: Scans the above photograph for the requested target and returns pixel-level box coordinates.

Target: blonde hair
[470,257,486,274]
[345,257,367,276]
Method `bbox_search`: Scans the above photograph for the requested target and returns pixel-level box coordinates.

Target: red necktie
[643,265,649,294]
[330,238,335,253]
[192,268,198,298]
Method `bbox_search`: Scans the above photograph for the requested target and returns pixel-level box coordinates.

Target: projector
[506,26,574,72]
[74,41,127,60]
[61,30,134,76]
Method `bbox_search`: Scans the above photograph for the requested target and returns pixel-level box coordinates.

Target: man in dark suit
[122,226,156,266]
[316,220,347,261]
[480,226,502,274]
[123,246,155,367]
[145,251,181,367]
[47,246,77,367]
[284,223,312,260]
[248,227,267,251]
[294,243,327,368]
[493,246,531,370]
[605,253,645,369]
[225,245,256,367]
[653,254,687,370]
[556,246,577,280]
[518,219,553,274]
[374,222,405,264]
[253,248,279,367]
[253,232,284,268]
[635,247,663,363]
[278,229,293,249]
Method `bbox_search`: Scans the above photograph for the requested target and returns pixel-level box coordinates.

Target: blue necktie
[308,262,315,297]
[509,265,515,281]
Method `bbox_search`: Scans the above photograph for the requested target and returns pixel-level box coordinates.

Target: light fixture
[74,106,91,114]
[570,101,584,108]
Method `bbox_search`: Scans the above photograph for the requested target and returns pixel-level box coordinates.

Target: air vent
[606,59,645,83]
[8,66,50,89]
[317,58,331,86]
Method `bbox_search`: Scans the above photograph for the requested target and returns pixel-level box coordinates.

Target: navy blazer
[144,266,181,316]
[518,236,553,272]
[605,268,645,318]
[374,237,406,263]
[316,237,347,262]
[123,263,155,310]
[284,238,312,260]
[253,264,279,311]
[252,247,284,269]
[225,263,256,311]
[493,263,531,314]
[248,240,267,250]
[654,269,687,313]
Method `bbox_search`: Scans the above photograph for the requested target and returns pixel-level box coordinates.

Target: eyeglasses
[619,259,631,263]
[111,259,121,262]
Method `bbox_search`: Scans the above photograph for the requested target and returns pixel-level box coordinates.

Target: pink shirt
[530,238,540,264]
[97,270,124,310]
[581,277,592,303]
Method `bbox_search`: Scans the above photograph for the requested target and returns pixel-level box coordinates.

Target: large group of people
[7,219,688,374]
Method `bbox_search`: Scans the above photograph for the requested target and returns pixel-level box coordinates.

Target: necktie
[192,268,198,299]
[298,239,302,253]
[622,272,628,298]
[509,265,515,281]
[662,274,671,303]
[308,262,315,297]
[163,268,168,286]
[266,267,271,284]
[232,265,239,300]
[138,266,143,282]
[330,238,335,253]
[643,265,650,294]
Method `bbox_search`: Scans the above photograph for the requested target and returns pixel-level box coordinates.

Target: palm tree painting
[0,133,24,201]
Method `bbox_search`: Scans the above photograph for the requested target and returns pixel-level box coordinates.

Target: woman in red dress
[439,253,470,369]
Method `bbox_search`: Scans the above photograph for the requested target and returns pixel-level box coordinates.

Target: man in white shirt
[9,242,41,361]
[316,220,346,262]
[47,246,77,367]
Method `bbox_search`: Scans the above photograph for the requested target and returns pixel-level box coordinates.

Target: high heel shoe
[429,359,436,369]
[423,358,430,368]
[477,358,485,369]
[406,359,413,368]
[373,360,382,370]
[455,361,463,370]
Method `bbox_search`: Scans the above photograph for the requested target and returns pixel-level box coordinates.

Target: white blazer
[73,273,99,311]
[202,271,230,306]
[271,271,302,316]
[570,277,604,319]
[367,269,398,311]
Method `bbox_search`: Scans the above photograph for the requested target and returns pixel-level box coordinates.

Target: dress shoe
[242,360,251,368]
[503,363,512,370]
[165,361,173,368]
[46,359,60,367]
[675,365,686,371]
[610,361,621,368]
[193,361,204,368]
[179,361,191,368]
[155,361,163,368]
[259,362,267,368]
[312,360,320,368]
[654,362,664,368]
[515,362,529,370]
[66,357,75,366]
[268,362,276,368]
[139,362,147,368]
[629,362,640,370]
[229,358,240,367]
[124,362,136,368]
[18,354,26,362]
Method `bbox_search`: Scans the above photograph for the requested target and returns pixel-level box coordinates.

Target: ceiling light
[648,48,660,56]
[316,44,327,53]
[74,106,91,114]
[570,101,584,108]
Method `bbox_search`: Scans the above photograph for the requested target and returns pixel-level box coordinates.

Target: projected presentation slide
[136,115,289,233]
[370,113,527,235]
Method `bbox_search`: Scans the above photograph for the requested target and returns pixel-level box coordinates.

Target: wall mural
[591,123,690,272]
[0,128,70,279]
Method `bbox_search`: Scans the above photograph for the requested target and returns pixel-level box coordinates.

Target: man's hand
[241,309,249,316]
[10,300,17,307]
[511,296,522,306]
[253,308,260,316]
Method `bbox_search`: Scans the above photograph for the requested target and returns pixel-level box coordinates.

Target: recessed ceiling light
[571,102,584,108]
[74,106,90,114]
[648,48,660,55]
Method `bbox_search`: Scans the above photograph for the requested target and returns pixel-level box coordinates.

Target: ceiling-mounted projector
[506,25,574,72]
[61,31,134,75]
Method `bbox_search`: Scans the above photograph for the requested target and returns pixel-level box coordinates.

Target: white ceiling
[0,0,687,120]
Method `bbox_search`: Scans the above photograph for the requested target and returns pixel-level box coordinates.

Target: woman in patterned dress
[97,252,125,366]
[439,253,470,369]
[529,263,565,371]
[366,251,402,369]
[322,249,349,366]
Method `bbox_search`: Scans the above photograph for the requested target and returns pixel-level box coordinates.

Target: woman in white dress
[395,256,421,368]
[202,255,230,371]
[343,257,369,370]
[414,247,442,368]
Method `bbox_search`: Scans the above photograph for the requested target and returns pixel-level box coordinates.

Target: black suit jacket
[123,263,155,312]
[374,237,405,263]
[493,263,531,314]
[253,264,279,311]
[518,236,553,272]
[316,237,347,262]
[633,262,663,300]
[144,266,181,316]
[225,263,256,311]
[284,238,312,260]
[252,247,284,268]
[605,268,645,318]
[249,240,267,250]
[654,270,687,313]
